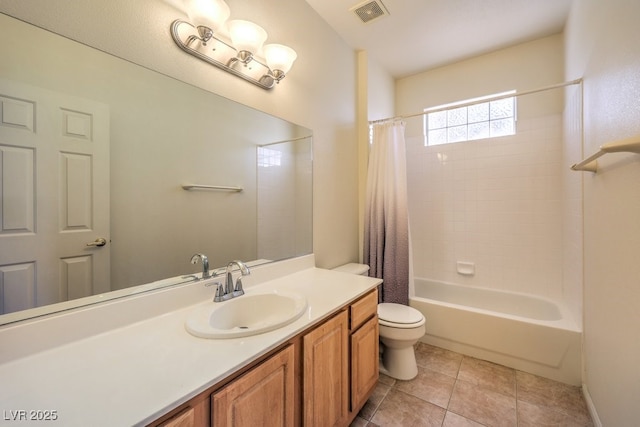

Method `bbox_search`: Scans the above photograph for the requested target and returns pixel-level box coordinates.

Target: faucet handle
[208,281,225,302]
[215,285,226,302]
[232,277,245,297]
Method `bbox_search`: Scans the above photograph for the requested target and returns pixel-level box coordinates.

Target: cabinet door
[151,394,209,427]
[351,316,379,411]
[303,310,349,427]
[212,345,295,427]
[157,406,200,427]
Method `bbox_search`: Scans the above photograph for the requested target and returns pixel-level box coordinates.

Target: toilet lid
[378,303,424,324]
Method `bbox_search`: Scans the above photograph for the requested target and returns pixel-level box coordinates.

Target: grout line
[370,383,392,420]
[368,344,592,427]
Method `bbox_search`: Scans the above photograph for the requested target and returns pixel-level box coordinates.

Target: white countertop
[0,261,381,426]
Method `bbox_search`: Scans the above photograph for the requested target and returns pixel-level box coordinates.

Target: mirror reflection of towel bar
[571,136,640,172]
[182,184,243,192]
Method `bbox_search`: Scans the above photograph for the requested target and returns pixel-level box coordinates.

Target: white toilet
[332,263,426,380]
[377,302,425,380]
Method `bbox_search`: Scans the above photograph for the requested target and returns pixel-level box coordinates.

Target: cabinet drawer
[350,289,377,331]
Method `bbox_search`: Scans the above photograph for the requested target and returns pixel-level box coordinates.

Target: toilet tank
[332,263,370,276]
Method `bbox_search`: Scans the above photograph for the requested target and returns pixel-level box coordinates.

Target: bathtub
[410,278,582,385]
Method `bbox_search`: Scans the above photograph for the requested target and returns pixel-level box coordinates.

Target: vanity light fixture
[171,0,297,89]
[227,19,267,65]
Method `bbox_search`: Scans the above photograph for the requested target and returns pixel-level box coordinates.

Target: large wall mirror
[0,13,312,325]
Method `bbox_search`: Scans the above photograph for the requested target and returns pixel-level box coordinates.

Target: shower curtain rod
[369,78,583,125]
[259,134,313,146]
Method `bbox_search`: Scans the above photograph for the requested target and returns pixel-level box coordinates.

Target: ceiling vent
[350,0,390,24]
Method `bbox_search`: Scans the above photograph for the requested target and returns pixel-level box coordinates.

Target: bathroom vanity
[0,255,381,426]
[153,287,378,427]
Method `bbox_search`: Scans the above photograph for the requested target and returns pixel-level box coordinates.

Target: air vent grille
[351,0,389,24]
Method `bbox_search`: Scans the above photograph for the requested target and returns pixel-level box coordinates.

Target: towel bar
[571,137,640,172]
[182,184,243,192]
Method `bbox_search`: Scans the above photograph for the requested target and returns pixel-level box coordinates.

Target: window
[257,146,282,167]
[424,91,516,146]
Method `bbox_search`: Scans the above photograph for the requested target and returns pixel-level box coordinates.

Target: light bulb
[185,0,230,31]
[228,20,268,55]
[264,44,297,75]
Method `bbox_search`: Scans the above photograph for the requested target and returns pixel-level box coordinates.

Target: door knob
[86,237,107,247]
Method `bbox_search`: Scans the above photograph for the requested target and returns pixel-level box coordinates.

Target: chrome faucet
[224,260,251,300]
[190,253,211,279]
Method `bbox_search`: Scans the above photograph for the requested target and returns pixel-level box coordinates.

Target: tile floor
[351,343,593,427]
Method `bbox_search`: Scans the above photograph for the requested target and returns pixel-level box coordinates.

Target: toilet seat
[378,303,425,329]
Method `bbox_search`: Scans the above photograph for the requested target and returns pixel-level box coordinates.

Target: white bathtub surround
[455,261,475,276]
[364,120,410,304]
[406,114,566,303]
[0,255,381,426]
[410,278,582,385]
[561,83,585,328]
[257,138,313,261]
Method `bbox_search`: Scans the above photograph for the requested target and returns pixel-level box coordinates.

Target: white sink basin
[185,291,308,339]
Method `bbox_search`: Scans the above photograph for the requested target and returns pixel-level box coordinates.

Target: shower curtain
[364,120,410,305]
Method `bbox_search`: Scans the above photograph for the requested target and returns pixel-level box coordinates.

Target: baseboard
[582,384,602,427]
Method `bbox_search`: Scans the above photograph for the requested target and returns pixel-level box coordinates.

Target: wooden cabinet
[212,344,295,427]
[301,289,379,426]
[302,310,349,426]
[348,289,379,419]
[350,316,379,411]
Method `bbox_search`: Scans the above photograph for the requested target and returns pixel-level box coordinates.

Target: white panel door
[0,78,110,314]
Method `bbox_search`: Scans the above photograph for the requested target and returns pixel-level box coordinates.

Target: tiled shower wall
[257,143,296,261]
[257,139,312,262]
[406,114,564,300]
[561,85,584,324]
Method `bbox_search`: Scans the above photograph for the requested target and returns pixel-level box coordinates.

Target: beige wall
[396,34,565,118]
[366,56,396,122]
[0,0,360,269]
[565,0,640,425]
